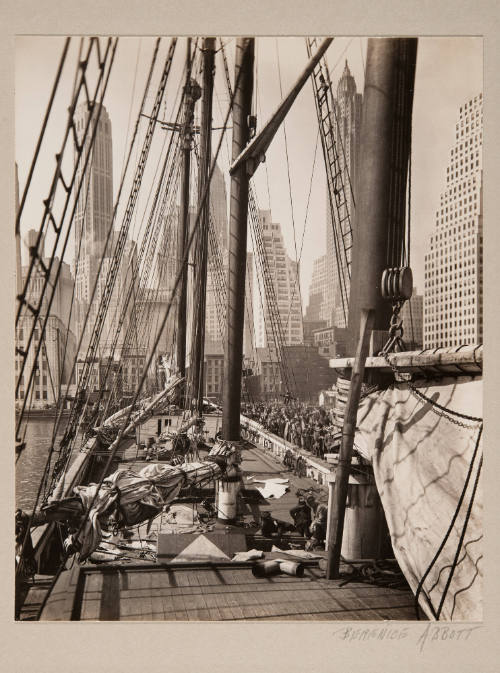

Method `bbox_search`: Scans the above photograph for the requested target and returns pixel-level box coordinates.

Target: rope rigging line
[62,39,175,421]
[15,37,71,236]
[273,41,310,371]
[16,38,119,438]
[274,39,304,338]
[307,52,347,326]
[75,39,178,400]
[306,37,354,328]
[284,124,320,332]
[92,75,187,424]
[35,54,242,619]
[413,424,483,620]
[219,40,298,397]
[42,38,168,496]
[16,37,123,562]
[16,37,115,327]
[247,193,296,396]
[120,38,143,183]
[74,124,183,437]
[40,136,99,471]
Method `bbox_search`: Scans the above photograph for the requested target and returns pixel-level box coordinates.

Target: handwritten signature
[332,624,481,652]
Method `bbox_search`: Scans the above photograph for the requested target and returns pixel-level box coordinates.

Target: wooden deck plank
[127,572,152,591]
[167,594,186,615]
[151,596,164,618]
[172,571,192,588]
[228,605,245,619]
[217,606,235,620]
[208,607,223,620]
[42,562,419,623]
[240,604,258,618]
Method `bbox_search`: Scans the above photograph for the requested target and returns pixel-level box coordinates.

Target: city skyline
[14,39,484,372]
[15,37,483,306]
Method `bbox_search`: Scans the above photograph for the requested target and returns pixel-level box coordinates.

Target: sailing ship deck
[31,422,421,622]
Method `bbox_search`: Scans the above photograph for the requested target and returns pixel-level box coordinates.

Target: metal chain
[378,301,482,429]
[381,350,482,430]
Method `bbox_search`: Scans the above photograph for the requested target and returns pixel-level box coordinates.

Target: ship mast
[176,39,200,384]
[222,37,333,439]
[221,38,255,440]
[190,37,216,416]
[325,37,418,578]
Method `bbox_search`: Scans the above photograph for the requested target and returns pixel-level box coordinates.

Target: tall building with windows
[205,162,229,346]
[73,103,115,352]
[400,289,424,350]
[74,103,113,300]
[305,254,328,322]
[253,210,303,350]
[243,251,255,360]
[15,236,77,408]
[72,103,138,362]
[324,61,362,328]
[423,94,483,348]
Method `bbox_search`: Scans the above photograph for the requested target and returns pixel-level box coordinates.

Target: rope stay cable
[75,38,177,406]
[16,37,71,236]
[413,423,483,620]
[16,37,119,437]
[15,37,121,568]
[306,36,352,327]
[275,40,306,345]
[35,55,242,619]
[284,124,320,333]
[93,79,187,425]
[248,191,295,396]
[16,37,114,329]
[220,40,296,398]
[44,38,170,495]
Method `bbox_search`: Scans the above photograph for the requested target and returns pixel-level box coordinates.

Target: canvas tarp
[354,376,483,621]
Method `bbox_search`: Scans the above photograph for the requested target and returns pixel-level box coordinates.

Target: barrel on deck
[341,483,385,559]
[215,469,241,522]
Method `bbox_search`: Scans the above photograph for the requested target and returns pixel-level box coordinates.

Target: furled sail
[42,441,240,559]
[353,376,483,621]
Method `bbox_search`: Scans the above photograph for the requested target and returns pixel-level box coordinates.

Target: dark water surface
[15,416,67,511]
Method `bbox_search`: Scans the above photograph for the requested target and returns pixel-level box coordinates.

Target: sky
[15,36,482,308]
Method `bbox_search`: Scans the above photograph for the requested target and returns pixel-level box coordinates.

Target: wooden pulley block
[381,267,413,301]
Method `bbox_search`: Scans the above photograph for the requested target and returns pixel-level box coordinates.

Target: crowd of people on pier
[241,401,341,460]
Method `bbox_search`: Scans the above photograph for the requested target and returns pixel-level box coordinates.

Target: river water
[15,416,68,511]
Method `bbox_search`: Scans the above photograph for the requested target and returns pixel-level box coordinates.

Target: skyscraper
[423,94,483,348]
[254,210,303,350]
[400,289,424,350]
[73,103,114,351]
[305,254,328,323]
[324,61,362,327]
[74,103,113,299]
[243,251,255,360]
[205,162,228,346]
[15,234,77,408]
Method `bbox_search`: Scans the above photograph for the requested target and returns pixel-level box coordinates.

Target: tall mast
[176,38,200,383]
[222,38,255,440]
[326,38,417,579]
[191,37,215,415]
